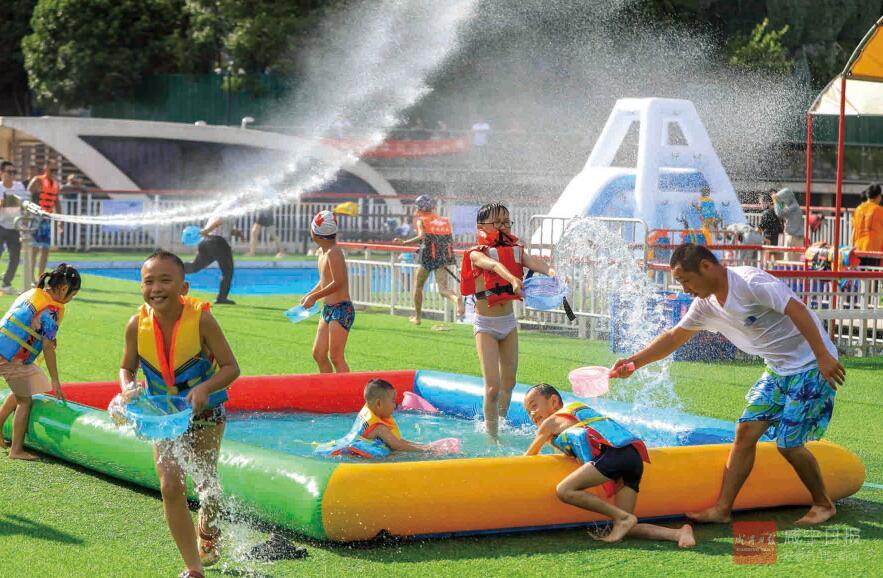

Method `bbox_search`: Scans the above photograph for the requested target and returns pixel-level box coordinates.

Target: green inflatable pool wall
[1,392,338,540]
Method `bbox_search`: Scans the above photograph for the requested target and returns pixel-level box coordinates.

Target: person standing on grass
[184,200,243,305]
[852,183,883,267]
[27,159,61,286]
[119,250,239,578]
[302,210,353,373]
[0,265,80,459]
[0,161,26,293]
[396,195,464,325]
[612,244,844,526]
[247,208,285,258]
[758,191,783,264]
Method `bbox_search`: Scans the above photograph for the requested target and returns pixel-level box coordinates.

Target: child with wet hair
[119,249,240,578]
[459,202,555,438]
[316,379,431,457]
[0,264,80,460]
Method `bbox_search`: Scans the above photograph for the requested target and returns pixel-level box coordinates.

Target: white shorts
[473,313,517,341]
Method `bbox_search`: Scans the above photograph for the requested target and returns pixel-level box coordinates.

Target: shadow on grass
[0,513,83,545]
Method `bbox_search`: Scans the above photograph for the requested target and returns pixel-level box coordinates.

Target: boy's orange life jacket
[38,175,59,212]
[460,230,524,307]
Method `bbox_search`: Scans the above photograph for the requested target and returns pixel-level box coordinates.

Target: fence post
[390,261,398,315]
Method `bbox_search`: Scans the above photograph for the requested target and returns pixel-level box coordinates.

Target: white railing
[347,257,456,321]
[50,193,550,253]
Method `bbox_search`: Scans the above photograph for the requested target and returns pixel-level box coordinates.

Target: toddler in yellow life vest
[119,250,240,578]
[523,384,695,548]
[315,379,431,458]
[0,264,80,460]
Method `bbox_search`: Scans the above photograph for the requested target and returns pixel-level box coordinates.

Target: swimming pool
[80,265,319,296]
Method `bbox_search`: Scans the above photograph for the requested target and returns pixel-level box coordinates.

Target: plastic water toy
[284,303,320,323]
[568,363,636,398]
[124,395,192,440]
[522,275,569,311]
[4,370,864,542]
[428,438,461,455]
[181,225,202,246]
[401,391,439,413]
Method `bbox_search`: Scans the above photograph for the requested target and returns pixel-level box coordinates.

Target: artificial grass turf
[0,273,880,577]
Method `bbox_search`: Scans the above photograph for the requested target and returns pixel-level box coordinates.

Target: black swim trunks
[256,209,275,227]
[592,444,644,493]
[418,234,455,272]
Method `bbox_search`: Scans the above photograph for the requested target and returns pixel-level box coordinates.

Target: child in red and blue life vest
[0,264,80,460]
[315,379,430,458]
[460,202,555,438]
[523,384,696,548]
[119,250,240,578]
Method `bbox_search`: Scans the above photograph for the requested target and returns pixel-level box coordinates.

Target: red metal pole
[833,76,847,272]
[804,113,813,247]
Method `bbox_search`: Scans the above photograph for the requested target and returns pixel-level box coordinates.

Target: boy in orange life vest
[119,250,240,578]
[396,195,464,324]
[524,384,696,548]
[27,160,61,286]
[460,202,554,438]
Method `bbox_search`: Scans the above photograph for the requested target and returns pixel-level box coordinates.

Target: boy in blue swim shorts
[613,244,845,527]
[302,210,354,373]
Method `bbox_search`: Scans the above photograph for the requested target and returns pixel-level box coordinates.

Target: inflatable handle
[428,438,461,455]
[609,362,636,379]
[400,391,439,413]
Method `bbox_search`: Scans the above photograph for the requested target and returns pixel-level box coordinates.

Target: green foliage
[22,0,179,108]
[0,0,37,115]
[727,17,794,74]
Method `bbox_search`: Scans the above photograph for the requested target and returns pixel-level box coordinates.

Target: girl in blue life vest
[0,264,81,460]
[523,383,696,548]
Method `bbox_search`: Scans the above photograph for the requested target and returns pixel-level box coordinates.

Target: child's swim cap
[311,210,338,236]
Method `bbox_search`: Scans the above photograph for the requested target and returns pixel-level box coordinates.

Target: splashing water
[43,0,477,228]
[553,217,681,410]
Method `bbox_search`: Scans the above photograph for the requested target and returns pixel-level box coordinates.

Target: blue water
[224,409,693,462]
[81,267,319,296]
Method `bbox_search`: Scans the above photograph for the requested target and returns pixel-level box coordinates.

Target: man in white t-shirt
[0,161,26,292]
[612,244,845,527]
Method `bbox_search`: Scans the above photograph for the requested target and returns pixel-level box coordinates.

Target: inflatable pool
[1,370,865,541]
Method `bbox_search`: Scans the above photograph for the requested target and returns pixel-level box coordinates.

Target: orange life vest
[460,242,524,307]
[38,175,59,213]
[415,211,454,263]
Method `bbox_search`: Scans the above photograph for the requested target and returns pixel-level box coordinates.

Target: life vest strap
[8,316,43,341]
[474,284,514,301]
[0,327,38,355]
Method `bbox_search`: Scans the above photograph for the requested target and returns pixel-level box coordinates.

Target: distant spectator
[28,159,62,285]
[773,187,805,250]
[411,117,430,140]
[61,174,86,198]
[852,183,883,266]
[471,119,491,147]
[808,212,825,235]
[432,120,449,140]
[758,191,784,245]
[0,161,25,292]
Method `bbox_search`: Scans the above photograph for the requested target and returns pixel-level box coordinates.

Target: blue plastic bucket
[181,226,202,246]
[284,303,320,323]
[125,395,192,441]
[522,276,568,311]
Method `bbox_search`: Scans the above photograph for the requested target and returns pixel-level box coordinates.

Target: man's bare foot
[9,449,38,460]
[245,251,256,257]
[275,252,286,259]
[601,514,637,543]
[686,506,732,524]
[795,504,836,526]
[677,524,696,548]
[409,316,421,325]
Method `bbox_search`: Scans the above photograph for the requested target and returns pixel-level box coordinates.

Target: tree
[0,0,37,115]
[727,18,794,74]
[22,0,179,108]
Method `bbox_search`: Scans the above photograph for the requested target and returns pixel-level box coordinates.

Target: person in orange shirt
[852,183,883,266]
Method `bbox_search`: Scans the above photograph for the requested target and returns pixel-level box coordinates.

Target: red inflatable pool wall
[57,371,418,413]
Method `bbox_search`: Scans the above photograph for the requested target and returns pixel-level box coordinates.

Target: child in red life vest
[460,202,554,438]
[524,384,696,548]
